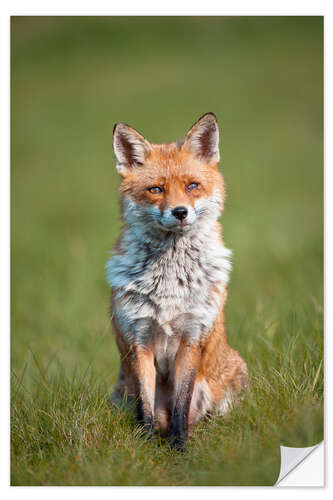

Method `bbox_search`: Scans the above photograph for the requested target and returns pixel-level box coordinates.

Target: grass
[11,16,323,485]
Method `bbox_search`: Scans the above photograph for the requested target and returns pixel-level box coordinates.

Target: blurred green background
[11,16,323,486]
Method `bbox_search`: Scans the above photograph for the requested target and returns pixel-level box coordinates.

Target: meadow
[11,16,323,485]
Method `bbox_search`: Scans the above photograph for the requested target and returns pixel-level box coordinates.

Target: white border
[2,1,330,498]
[1,1,11,494]
[0,0,329,15]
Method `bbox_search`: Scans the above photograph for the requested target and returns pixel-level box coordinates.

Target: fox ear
[183,112,220,164]
[113,123,151,176]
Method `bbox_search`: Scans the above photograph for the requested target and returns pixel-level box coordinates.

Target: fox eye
[147,186,163,194]
[186,182,200,192]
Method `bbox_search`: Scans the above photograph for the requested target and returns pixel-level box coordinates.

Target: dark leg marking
[169,358,199,450]
[136,395,154,436]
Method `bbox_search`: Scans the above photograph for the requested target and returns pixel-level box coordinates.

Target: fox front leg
[169,339,201,449]
[132,344,156,437]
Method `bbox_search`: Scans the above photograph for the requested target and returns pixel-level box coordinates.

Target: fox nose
[172,206,188,221]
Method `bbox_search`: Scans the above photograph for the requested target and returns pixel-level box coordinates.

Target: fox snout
[158,204,196,232]
[172,206,188,221]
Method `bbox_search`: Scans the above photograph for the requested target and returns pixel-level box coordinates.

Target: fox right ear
[113,123,151,176]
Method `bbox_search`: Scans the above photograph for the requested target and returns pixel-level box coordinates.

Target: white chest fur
[106,224,231,348]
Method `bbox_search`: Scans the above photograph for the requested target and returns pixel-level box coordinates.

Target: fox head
[113,113,225,235]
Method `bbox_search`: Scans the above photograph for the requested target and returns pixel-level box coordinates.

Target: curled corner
[275,442,323,485]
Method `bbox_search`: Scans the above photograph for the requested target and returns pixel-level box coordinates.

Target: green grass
[11,16,323,486]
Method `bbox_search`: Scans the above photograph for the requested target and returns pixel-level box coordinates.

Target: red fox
[106,113,248,448]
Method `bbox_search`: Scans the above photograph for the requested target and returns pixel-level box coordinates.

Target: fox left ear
[183,112,220,164]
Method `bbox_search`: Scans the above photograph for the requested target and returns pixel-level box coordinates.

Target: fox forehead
[133,143,204,175]
[148,142,193,164]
